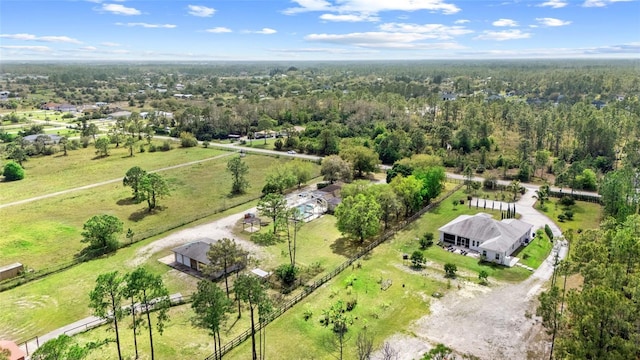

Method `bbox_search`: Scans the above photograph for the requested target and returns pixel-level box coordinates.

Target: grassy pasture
[0,143,227,204]
[0,199,263,343]
[0,152,313,270]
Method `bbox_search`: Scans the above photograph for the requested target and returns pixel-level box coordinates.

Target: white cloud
[305,31,464,49]
[319,13,380,22]
[116,22,177,28]
[0,33,81,44]
[270,47,379,55]
[254,28,277,34]
[454,19,470,24]
[100,3,141,15]
[187,5,216,17]
[492,18,518,27]
[80,46,97,51]
[378,23,473,39]
[474,29,531,41]
[583,0,632,7]
[536,17,572,26]
[101,42,121,47]
[538,0,568,8]
[284,0,460,16]
[205,27,232,33]
[0,45,52,52]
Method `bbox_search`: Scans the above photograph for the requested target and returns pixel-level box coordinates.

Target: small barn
[171,239,246,279]
[0,263,23,281]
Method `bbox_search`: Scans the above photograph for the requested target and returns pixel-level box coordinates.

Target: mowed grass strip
[0,143,227,204]
[0,154,314,270]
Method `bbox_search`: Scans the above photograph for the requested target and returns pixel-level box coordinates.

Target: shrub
[160,140,172,151]
[202,141,210,148]
[81,136,90,148]
[139,144,146,153]
[559,196,575,206]
[250,232,278,246]
[3,161,25,181]
[419,232,434,249]
[444,263,457,278]
[557,214,566,222]
[275,263,298,287]
[303,305,313,321]
[483,177,498,190]
[544,224,554,241]
[410,251,425,268]
[179,132,198,148]
[563,210,574,220]
[346,299,357,311]
[148,144,157,152]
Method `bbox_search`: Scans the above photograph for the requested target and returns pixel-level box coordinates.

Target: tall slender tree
[191,280,231,360]
[235,274,270,360]
[126,267,170,360]
[205,238,247,298]
[89,271,124,360]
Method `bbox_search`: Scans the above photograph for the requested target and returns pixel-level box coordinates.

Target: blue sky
[0,0,638,60]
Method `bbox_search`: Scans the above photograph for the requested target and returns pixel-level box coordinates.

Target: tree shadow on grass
[330,236,366,258]
[117,197,138,206]
[129,206,166,222]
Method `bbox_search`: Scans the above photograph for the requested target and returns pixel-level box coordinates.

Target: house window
[495,253,500,260]
[482,250,487,257]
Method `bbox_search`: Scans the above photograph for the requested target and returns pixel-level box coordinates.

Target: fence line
[205,183,464,359]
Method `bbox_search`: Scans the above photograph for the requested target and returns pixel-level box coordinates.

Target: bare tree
[380,342,398,360]
[356,330,373,360]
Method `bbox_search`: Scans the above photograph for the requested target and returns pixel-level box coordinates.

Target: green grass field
[0,143,228,204]
[512,235,553,269]
[539,199,603,234]
[0,152,315,271]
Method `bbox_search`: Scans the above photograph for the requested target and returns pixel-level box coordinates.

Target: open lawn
[240,137,278,149]
[512,235,553,269]
[246,215,347,273]
[539,199,603,234]
[0,153,316,270]
[0,143,227,203]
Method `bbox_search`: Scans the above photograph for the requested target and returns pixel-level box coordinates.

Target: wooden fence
[205,183,464,359]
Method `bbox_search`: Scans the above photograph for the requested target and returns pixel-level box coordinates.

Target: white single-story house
[172,238,246,278]
[438,213,533,267]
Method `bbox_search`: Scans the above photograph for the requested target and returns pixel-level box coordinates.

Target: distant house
[172,239,246,278]
[438,213,533,267]
[95,101,108,107]
[58,104,77,112]
[40,102,60,111]
[441,92,457,101]
[0,91,10,100]
[23,134,63,144]
[0,340,26,360]
[592,100,606,110]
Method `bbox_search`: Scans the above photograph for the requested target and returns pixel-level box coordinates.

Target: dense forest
[1,60,639,203]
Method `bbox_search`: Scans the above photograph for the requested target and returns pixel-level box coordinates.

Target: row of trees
[86,267,171,360]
